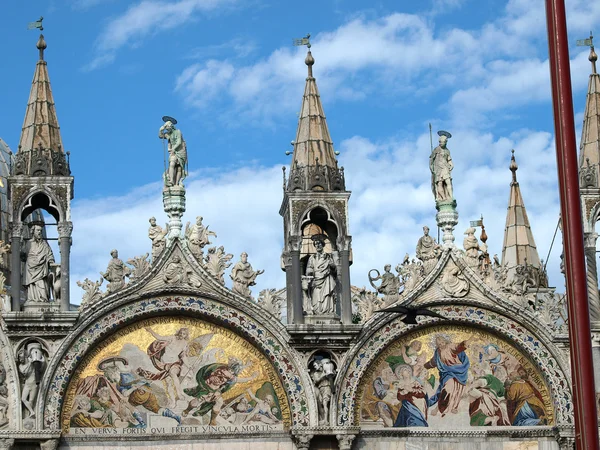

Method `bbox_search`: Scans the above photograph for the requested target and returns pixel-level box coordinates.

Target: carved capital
[289,235,302,252]
[9,222,23,238]
[57,221,73,238]
[0,439,14,450]
[584,232,599,248]
[336,235,352,251]
[292,434,313,450]
[40,440,59,450]
[336,434,356,450]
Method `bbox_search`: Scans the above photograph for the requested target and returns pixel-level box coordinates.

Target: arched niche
[334,305,572,428]
[40,295,315,431]
[300,207,339,262]
[19,191,62,223]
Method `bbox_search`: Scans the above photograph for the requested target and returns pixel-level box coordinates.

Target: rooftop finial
[510,149,518,184]
[293,33,313,77]
[577,31,597,74]
[27,16,45,60]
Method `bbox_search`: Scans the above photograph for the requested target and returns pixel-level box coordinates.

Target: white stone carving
[204,246,233,284]
[101,249,131,294]
[416,226,440,274]
[305,236,337,315]
[351,286,381,323]
[148,217,168,262]
[230,252,264,299]
[256,288,284,318]
[77,278,104,306]
[18,342,45,419]
[311,357,336,425]
[368,265,401,307]
[185,216,216,259]
[127,253,151,281]
[24,224,55,303]
[440,264,469,297]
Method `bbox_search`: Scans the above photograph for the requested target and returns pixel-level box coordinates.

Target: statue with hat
[429,130,454,203]
[305,234,338,315]
[159,116,188,188]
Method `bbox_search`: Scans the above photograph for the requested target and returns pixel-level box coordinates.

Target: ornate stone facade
[0,32,582,450]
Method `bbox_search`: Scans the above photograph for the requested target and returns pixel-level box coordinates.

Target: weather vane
[292,33,311,49]
[576,31,594,48]
[27,16,44,31]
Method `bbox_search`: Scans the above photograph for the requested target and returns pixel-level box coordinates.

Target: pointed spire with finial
[501,150,542,269]
[15,20,69,176]
[578,32,600,175]
[288,34,339,179]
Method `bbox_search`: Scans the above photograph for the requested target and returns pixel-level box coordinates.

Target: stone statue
[185,216,217,258]
[230,252,264,298]
[368,265,400,306]
[0,362,8,429]
[429,132,454,203]
[301,275,312,314]
[101,249,131,294]
[159,118,187,188]
[441,265,469,297]
[18,342,45,419]
[24,225,55,303]
[311,358,335,425]
[148,217,168,261]
[305,235,338,315]
[204,246,233,284]
[416,225,440,273]
[77,278,104,306]
[463,227,480,268]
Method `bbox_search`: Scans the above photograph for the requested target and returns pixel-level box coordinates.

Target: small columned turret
[7,31,74,312]
[280,40,353,326]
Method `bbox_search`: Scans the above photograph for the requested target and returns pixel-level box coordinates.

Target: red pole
[545,1,599,448]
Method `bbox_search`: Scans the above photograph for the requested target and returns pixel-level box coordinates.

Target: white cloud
[174,3,600,125]
[70,127,564,307]
[85,0,238,70]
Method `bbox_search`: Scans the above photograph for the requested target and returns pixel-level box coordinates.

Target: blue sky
[1,0,599,302]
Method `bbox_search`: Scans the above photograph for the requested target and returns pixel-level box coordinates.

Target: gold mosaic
[61,317,289,434]
[359,325,553,428]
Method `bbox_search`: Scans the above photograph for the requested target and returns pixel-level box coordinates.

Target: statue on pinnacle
[429,131,454,204]
[159,116,188,188]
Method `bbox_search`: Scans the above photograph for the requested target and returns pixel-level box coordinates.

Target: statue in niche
[101,249,131,294]
[311,358,336,425]
[305,235,338,315]
[0,362,8,428]
[230,252,264,298]
[416,225,440,273]
[368,264,401,306]
[18,342,45,419]
[24,224,55,303]
[148,217,168,261]
[463,227,480,268]
[159,117,187,188]
[429,131,454,203]
[185,216,217,258]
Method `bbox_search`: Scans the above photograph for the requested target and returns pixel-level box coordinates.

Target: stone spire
[286,49,344,192]
[501,150,541,269]
[14,33,69,177]
[579,33,600,180]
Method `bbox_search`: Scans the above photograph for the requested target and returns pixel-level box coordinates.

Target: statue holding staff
[159,116,188,188]
[429,130,454,203]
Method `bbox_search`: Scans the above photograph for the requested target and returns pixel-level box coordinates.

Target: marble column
[290,249,304,325]
[339,244,352,324]
[58,221,73,311]
[292,434,313,450]
[585,232,600,322]
[9,222,23,312]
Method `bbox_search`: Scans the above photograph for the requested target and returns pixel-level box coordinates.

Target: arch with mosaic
[61,316,290,435]
[359,325,554,429]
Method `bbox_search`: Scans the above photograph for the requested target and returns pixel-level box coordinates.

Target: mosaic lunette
[61,316,290,434]
[359,325,554,428]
